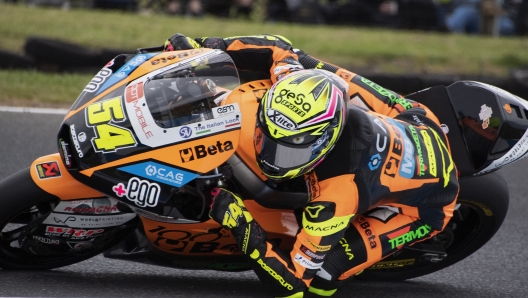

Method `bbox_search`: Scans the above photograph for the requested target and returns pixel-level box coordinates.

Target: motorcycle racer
[163,33,459,297]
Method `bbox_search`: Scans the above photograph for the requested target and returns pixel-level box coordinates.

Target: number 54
[86,96,137,153]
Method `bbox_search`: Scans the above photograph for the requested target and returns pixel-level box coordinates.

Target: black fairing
[407,81,528,176]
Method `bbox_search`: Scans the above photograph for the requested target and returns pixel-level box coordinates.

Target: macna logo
[179,140,234,163]
[119,161,198,188]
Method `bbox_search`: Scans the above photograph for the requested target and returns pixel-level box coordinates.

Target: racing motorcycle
[1,47,527,284]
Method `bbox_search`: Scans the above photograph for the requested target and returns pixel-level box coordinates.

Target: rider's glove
[209,188,253,229]
[163,33,202,51]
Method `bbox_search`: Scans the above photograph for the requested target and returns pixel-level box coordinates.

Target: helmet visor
[255,126,313,169]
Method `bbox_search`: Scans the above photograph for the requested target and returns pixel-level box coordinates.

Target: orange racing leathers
[192,35,459,297]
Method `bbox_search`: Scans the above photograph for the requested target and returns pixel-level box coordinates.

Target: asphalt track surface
[0,109,527,298]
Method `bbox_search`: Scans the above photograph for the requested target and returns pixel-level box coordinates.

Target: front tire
[357,171,509,281]
[0,168,137,270]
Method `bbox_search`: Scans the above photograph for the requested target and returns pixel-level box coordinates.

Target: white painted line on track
[0,106,68,115]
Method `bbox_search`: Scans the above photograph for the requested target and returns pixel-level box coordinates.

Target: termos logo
[179,140,234,163]
[387,224,432,249]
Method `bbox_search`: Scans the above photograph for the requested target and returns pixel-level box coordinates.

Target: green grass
[1,3,528,106]
[0,70,92,107]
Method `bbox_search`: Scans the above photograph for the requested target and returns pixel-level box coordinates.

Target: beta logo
[179,140,234,163]
[119,161,197,188]
[112,177,161,208]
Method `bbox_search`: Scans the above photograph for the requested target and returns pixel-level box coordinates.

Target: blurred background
[9,0,528,34]
[0,0,527,107]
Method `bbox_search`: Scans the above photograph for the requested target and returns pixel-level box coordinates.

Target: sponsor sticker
[479,104,493,129]
[35,161,61,179]
[294,253,323,270]
[119,161,198,188]
[179,140,234,163]
[112,177,161,208]
[212,103,240,118]
[42,213,136,228]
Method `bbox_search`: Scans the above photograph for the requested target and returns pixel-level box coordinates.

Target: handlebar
[136,45,165,54]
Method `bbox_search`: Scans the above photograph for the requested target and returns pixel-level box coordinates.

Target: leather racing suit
[185,35,459,297]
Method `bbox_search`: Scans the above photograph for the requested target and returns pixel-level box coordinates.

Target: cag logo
[145,165,184,182]
[180,140,234,163]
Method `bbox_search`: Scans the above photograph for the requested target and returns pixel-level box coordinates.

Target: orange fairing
[31,154,103,200]
[139,200,297,255]
[80,130,240,176]
[226,80,272,180]
[140,217,241,255]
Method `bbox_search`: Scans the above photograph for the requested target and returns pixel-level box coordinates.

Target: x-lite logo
[267,109,297,131]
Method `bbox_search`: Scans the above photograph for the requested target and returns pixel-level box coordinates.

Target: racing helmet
[446,81,528,175]
[254,69,349,180]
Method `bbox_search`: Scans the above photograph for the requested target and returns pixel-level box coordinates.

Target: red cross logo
[112,183,127,197]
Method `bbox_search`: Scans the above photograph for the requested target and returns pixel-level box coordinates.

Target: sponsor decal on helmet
[267,108,298,130]
[261,159,280,170]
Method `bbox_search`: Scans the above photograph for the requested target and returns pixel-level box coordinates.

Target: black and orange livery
[199,35,459,297]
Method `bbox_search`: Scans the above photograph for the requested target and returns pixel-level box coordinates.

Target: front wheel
[357,171,509,281]
[0,168,138,270]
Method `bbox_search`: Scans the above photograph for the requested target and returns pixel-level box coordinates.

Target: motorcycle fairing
[52,49,242,215]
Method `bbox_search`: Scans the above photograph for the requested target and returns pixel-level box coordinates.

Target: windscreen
[144,52,240,129]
